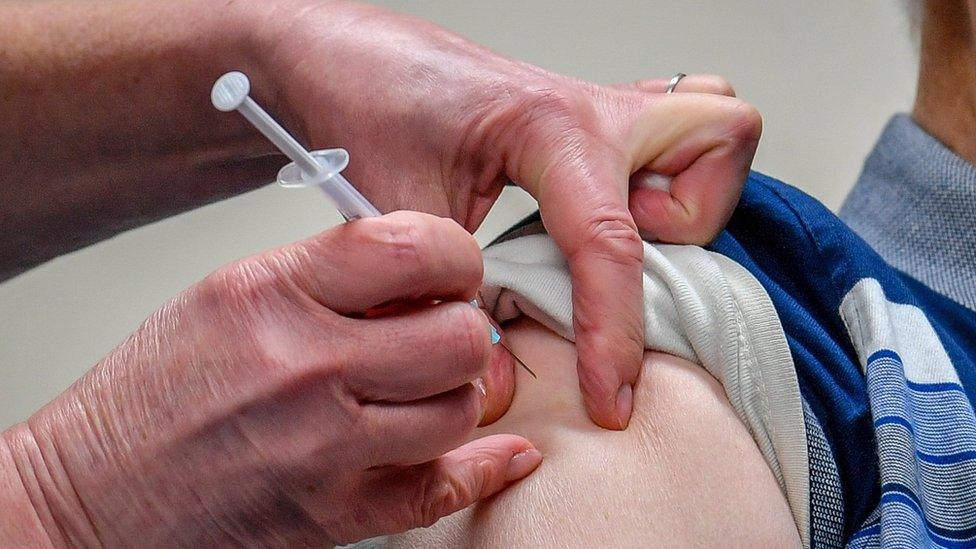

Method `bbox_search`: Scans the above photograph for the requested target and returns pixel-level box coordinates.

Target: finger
[500,92,645,430]
[343,301,492,402]
[359,383,483,467]
[273,210,484,314]
[358,435,541,535]
[611,73,737,96]
[477,315,516,426]
[534,145,645,430]
[625,93,762,244]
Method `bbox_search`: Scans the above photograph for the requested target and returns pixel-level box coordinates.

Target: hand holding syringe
[210,71,519,355]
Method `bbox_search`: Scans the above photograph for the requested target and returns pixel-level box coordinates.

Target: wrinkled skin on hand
[3,212,540,547]
[247,0,762,429]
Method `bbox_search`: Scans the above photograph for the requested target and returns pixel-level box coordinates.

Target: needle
[500,340,538,379]
[476,290,537,379]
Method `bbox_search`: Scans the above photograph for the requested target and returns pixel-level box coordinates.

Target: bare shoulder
[387,318,801,548]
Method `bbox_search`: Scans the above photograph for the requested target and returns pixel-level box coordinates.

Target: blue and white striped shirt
[711,157,976,547]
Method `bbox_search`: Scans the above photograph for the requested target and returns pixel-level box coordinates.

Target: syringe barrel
[318,173,382,221]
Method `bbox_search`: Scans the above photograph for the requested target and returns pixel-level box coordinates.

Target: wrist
[1,422,96,547]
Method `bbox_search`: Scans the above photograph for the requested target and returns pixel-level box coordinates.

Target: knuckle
[192,285,289,377]
[200,252,339,376]
[520,87,579,120]
[577,358,613,395]
[489,83,605,192]
[414,469,479,527]
[725,99,764,143]
[577,211,644,266]
[507,86,587,138]
[362,212,434,279]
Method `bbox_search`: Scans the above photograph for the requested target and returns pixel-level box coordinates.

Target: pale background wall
[0,1,918,428]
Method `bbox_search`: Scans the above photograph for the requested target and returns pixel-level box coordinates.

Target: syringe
[211,71,501,345]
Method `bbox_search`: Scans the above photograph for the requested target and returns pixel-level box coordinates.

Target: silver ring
[665,73,687,94]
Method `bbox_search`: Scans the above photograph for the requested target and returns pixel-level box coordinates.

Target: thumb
[477,316,518,426]
[362,435,541,534]
[624,93,762,244]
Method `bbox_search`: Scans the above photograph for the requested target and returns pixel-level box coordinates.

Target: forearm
[0,0,284,279]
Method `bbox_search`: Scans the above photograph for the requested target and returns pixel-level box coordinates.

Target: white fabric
[481,232,811,547]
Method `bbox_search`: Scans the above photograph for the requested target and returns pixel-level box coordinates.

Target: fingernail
[615,383,633,429]
[473,377,488,398]
[472,378,488,422]
[505,448,542,482]
[470,300,501,345]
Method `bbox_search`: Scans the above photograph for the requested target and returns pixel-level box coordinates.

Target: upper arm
[386,317,800,548]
